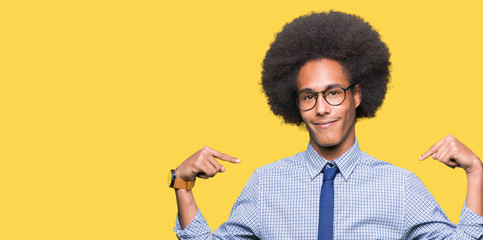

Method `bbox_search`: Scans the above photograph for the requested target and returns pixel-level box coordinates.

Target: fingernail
[235,159,241,163]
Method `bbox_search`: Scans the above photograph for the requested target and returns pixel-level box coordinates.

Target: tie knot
[323,164,339,181]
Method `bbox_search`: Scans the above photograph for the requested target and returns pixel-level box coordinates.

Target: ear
[353,84,361,108]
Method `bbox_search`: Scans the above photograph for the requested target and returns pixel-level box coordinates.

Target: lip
[312,119,338,129]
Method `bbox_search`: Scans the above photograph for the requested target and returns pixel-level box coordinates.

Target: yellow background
[1,0,482,239]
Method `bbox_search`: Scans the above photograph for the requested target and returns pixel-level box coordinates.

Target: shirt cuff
[174,209,212,239]
[458,202,483,239]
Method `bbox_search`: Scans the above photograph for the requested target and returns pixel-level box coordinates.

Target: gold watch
[168,169,195,190]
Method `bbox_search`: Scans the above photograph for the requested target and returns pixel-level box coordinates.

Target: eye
[304,94,315,100]
[299,92,316,102]
[326,88,343,97]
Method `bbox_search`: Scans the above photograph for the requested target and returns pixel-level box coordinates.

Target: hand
[175,146,240,181]
[420,135,482,175]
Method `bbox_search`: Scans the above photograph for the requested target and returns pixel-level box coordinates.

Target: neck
[310,132,356,161]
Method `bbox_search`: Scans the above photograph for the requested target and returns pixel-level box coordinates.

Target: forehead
[297,58,349,91]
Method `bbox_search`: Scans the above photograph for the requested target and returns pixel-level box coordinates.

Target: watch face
[168,170,173,187]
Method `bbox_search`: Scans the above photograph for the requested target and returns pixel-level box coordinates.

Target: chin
[314,138,341,148]
[309,131,340,146]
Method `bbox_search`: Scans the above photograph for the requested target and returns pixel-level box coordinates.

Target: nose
[314,94,331,116]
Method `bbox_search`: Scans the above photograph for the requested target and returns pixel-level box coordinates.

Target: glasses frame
[296,82,359,110]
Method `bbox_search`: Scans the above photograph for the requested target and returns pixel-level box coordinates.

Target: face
[297,58,361,159]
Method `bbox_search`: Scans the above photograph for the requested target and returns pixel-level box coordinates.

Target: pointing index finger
[205,147,241,163]
[419,138,445,160]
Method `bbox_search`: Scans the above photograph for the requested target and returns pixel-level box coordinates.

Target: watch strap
[169,169,195,190]
[173,178,195,190]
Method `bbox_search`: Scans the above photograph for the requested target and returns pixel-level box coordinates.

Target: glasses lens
[298,92,317,109]
[324,87,345,105]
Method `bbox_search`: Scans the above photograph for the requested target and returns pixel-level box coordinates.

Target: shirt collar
[304,138,361,182]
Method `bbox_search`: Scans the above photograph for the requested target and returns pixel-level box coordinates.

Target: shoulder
[254,151,306,174]
[357,151,415,178]
[351,152,427,197]
[241,151,306,190]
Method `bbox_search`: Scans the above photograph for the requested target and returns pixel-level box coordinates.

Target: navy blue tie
[318,163,339,240]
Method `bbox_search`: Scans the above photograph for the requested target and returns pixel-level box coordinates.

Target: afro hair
[261,11,391,125]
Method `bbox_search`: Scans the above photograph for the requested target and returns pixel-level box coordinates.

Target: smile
[312,120,338,129]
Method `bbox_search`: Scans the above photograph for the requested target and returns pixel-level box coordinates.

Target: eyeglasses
[296,83,358,110]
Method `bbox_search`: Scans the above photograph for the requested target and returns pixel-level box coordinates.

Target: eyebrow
[298,84,344,93]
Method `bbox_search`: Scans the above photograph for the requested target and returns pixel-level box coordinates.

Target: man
[170,11,483,239]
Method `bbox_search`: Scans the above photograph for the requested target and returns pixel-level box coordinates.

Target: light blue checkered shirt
[174,139,483,239]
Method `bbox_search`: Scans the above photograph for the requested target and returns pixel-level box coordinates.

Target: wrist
[174,168,181,179]
[169,169,196,190]
[466,159,483,179]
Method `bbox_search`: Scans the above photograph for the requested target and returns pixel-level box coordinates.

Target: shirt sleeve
[174,209,212,239]
[458,202,483,239]
[403,172,483,239]
[173,171,261,239]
